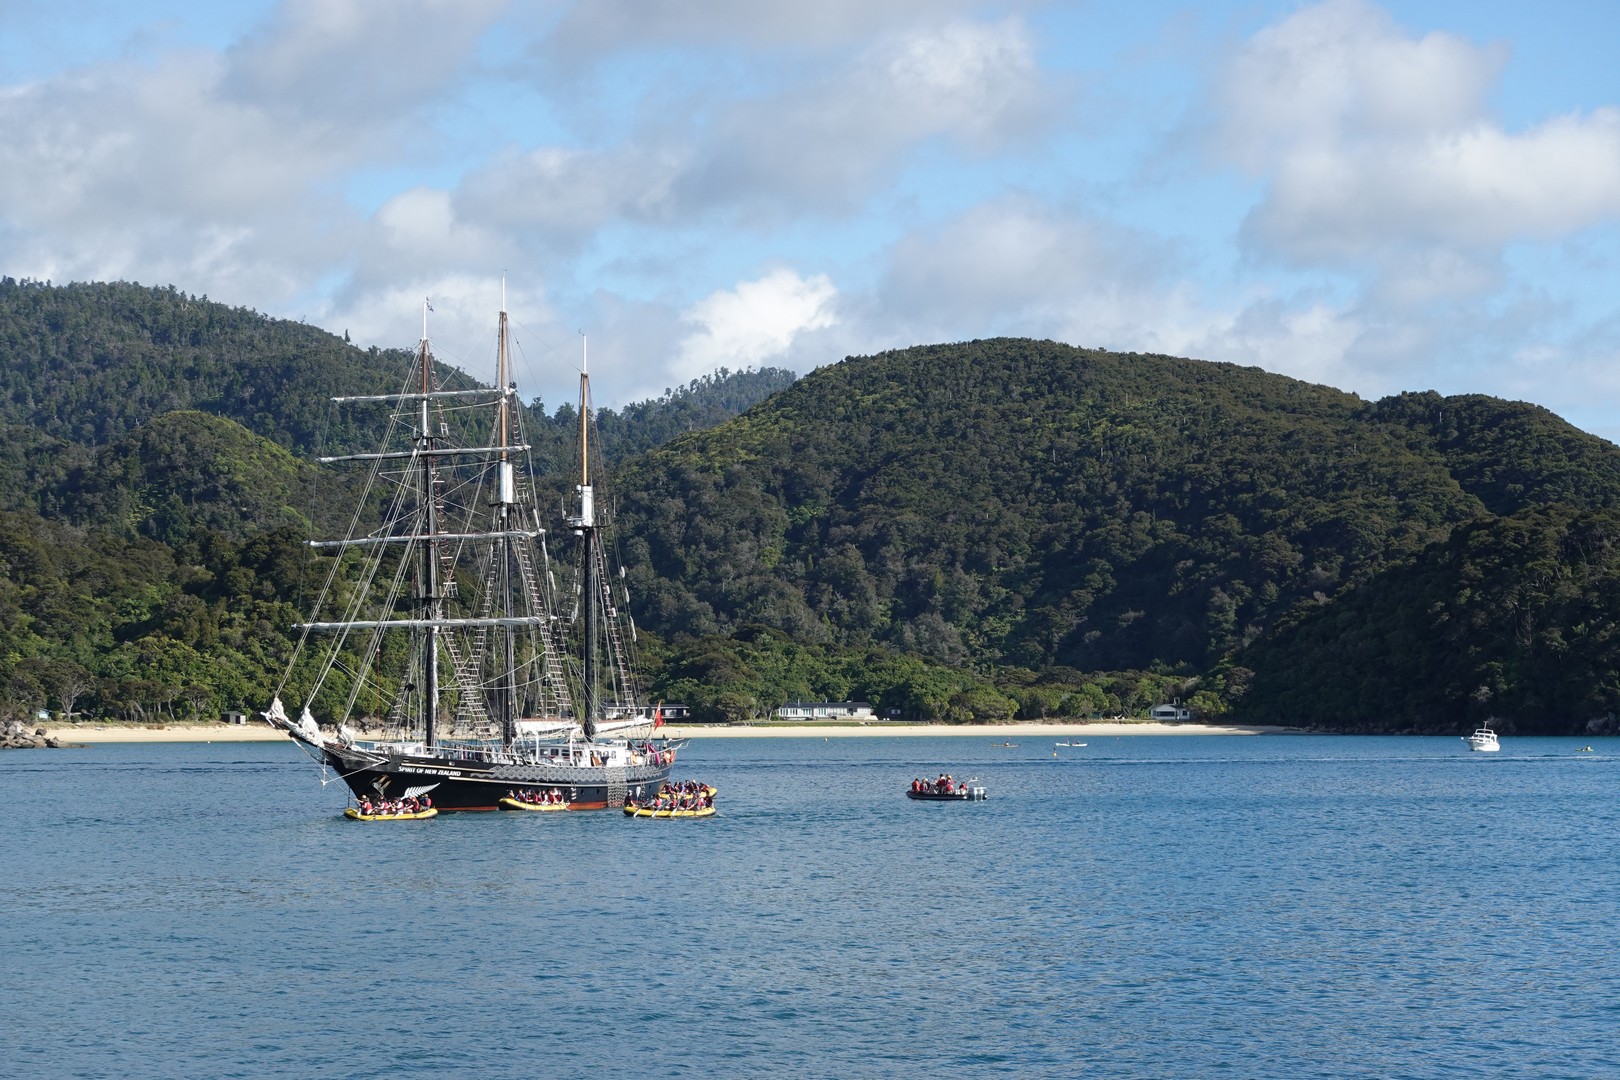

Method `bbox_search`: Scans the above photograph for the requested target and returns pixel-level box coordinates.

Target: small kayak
[345,806,438,821]
[623,804,716,819]
[499,797,569,812]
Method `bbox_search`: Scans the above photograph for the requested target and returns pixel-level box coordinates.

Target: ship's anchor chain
[606,766,628,808]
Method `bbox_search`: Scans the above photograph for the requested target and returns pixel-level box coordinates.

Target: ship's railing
[362,733,681,769]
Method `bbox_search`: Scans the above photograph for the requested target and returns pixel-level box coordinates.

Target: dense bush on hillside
[0,514,310,724]
[0,280,799,722]
[614,340,1620,680]
[1235,506,1620,734]
[6,282,1620,733]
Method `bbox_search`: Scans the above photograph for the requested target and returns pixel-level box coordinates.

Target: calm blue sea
[2,734,1617,1079]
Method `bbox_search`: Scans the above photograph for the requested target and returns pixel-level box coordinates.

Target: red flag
[653,704,665,729]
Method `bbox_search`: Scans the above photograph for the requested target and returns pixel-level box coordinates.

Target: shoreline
[41,724,293,744]
[41,720,1298,744]
[660,721,1297,739]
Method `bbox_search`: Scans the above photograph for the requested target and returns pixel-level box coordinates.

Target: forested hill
[1236,505,1620,734]
[0,279,796,727]
[614,338,1620,729]
[0,281,426,446]
[7,280,1620,734]
[0,278,794,530]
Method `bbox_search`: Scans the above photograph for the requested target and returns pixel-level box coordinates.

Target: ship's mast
[292,294,562,750]
[495,283,519,747]
[417,298,441,747]
[574,335,599,742]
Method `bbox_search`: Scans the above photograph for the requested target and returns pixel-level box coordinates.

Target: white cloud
[0,58,355,305]
[369,188,509,265]
[318,188,545,361]
[330,271,550,360]
[1246,108,1620,269]
[0,3,1063,373]
[1189,295,1369,391]
[1217,0,1500,171]
[676,268,838,378]
[458,141,690,240]
[877,18,1049,150]
[460,17,1057,249]
[1216,0,1620,290]
[544,0,997,55]
[0,0,508,314]
[862,193,1409,401]
[222,0,503,126]
[3,0,1615,433]
[875,194,1178,339]
[681,19,1053,212]
[0,52,334,230]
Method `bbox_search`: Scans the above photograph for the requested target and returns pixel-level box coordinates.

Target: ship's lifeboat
[623,803,717,819]
[344,806,438,821]
[499,797,570,812]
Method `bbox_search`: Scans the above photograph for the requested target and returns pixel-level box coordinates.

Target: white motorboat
[1464,727,1500,752]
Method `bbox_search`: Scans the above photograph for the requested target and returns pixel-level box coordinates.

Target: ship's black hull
[321,745,676,811]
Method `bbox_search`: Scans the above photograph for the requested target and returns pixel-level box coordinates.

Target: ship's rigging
[263,295,679,810]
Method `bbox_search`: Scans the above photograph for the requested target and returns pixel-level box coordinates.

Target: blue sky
[2,1,1617,438]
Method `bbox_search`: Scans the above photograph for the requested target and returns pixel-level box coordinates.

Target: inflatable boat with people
[623,780,717,818]
[345,796,438,821]
[499,788,571,811]
[906,775,987,801]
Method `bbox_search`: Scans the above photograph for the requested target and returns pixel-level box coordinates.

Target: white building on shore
[775,701,876,721]
[1150,703,1192,722]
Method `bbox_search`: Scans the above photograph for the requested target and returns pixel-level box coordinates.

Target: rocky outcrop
[1,721,67,749]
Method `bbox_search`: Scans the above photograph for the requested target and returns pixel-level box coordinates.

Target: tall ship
[264,296,681,809]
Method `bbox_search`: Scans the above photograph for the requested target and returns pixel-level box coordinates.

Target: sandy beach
[659,721,1294,739]
[42,723,295,744]
[42,720,1294,744]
